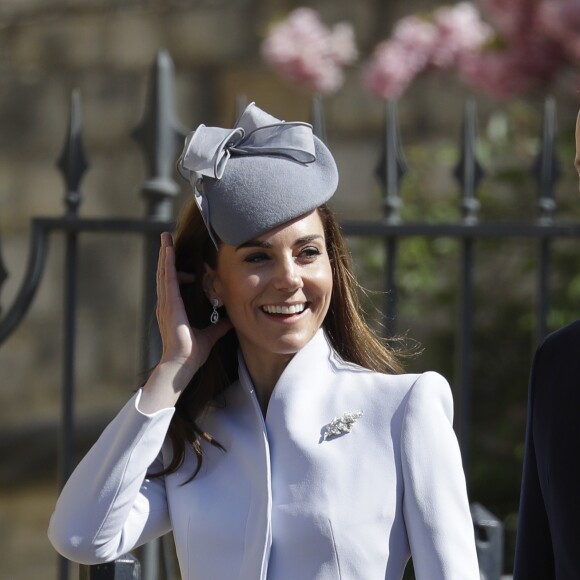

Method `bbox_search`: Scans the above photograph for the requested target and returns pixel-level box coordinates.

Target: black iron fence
[1,49,577,580]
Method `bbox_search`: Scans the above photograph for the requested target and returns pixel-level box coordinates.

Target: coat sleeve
[48,390,175,565]
[512,341,554,579]
[400,371,479,580]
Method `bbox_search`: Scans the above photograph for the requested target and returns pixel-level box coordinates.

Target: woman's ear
[202,265,219,302]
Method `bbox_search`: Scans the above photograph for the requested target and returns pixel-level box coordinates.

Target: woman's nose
[274,258,303,291]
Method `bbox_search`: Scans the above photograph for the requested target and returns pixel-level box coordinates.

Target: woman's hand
[139,232,231,413]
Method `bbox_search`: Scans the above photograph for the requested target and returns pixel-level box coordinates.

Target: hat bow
[178,102,316,181]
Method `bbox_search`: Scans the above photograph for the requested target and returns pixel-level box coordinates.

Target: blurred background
[0,0,579,578]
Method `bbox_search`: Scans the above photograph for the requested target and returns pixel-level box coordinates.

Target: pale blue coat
[48,330,479,579]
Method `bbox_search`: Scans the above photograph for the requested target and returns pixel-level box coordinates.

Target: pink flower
[392,15,439,60]
[457,0,569,99]
[431,2,493,68]
[362,39,425,100]
[362,15,437,100]
[538,0,580,61]
[261,8,358,95]
[362,4,491,100]
[460,36,565,99]
[479,0,537,37]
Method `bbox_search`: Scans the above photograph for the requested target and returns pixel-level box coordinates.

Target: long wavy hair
[153,200,403,482]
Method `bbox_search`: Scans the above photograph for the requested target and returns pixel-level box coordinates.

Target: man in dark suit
[513,111,580,579]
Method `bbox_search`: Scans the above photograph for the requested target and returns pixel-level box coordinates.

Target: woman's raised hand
[139,232,231,413]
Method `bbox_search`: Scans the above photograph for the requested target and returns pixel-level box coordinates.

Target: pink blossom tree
[261,3,580,102]
[261,8,358,96]
[363,0,578,101]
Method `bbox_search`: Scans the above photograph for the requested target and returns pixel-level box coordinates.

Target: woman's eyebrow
[236,239,273,250]
[294,234,323,245]
[235,234,323,251]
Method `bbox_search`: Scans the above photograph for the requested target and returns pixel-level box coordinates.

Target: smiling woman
[48,103,480,580]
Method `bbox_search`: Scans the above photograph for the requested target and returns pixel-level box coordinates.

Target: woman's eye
[300,247,322,259]
[244,252,269,264]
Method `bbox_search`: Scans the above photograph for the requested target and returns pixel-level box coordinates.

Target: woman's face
[206,210,333,369]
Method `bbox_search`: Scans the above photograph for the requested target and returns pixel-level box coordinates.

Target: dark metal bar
[57,89,89,580]
[384,238,398,337]
[0,226,7,318]
[340,220,580,239]
[0,223,50,345]
[79,555,141,579]
[454,97,483,225]
[235,93,249,121]
[376,100,408,224]
[132,49,186,222]
[57,90,88,216]
[310,94,327,143]
[12,215,580,239]
[452,99,483,468]
[132,49,186,580]
[376,100,408,336]
[533,97,560,226]
[58,228,78,580]
[538,239,550,342]
[35,217,174,233]
[532,98,561,343]
[133,48,185,373]
[457,238,474,466]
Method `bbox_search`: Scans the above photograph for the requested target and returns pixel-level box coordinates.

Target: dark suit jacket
[513,319,580,580]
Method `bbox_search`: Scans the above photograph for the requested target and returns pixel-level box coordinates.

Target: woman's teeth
[262,304,306,315]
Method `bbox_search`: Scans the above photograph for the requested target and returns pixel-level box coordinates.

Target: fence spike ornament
[132,49,188,220]
[57,90,88,216]
[453,98,484,225]
[311,94,328,144]
[532,96,561,225]
[375,100,408,223]
[0,232,7,317]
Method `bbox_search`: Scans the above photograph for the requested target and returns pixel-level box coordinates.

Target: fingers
[157,233,177,326]
[156,234,167,322]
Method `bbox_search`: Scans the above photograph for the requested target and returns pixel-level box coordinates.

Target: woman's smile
[261,302,307,316]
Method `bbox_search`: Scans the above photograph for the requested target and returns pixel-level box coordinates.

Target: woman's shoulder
[330,351,450,400]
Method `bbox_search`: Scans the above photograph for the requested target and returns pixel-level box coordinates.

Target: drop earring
[210,299,220,324]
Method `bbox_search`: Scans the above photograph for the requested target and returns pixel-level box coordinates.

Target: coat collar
[236,328,334,404]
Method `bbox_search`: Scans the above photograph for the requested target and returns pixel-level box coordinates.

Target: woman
[48,103,479,579]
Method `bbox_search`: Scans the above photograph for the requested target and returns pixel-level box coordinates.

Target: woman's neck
[240,348,295,416]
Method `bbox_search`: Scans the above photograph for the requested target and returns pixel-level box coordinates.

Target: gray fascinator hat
[177,102,339,247]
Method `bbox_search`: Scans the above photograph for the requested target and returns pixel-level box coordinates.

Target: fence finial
[311,95,327,144]
[57,89,88,216]
[0,229,7,317]
[454,97,483,225]
[532,96,561,225]
[375,100,408,223]
[133,49,188,220]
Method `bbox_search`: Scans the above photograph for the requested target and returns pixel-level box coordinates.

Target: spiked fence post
[375,100,408,337]
[132,49,187,580]
[452,97,484,469]
[56,89,89,580]
[532,97,561,342]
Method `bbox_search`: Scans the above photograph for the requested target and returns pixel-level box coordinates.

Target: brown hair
[154,200,402,482]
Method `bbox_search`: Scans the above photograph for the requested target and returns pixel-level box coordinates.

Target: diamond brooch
[322,410,364,441]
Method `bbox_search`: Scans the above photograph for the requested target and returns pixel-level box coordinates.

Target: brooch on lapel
[322,410,364,441]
